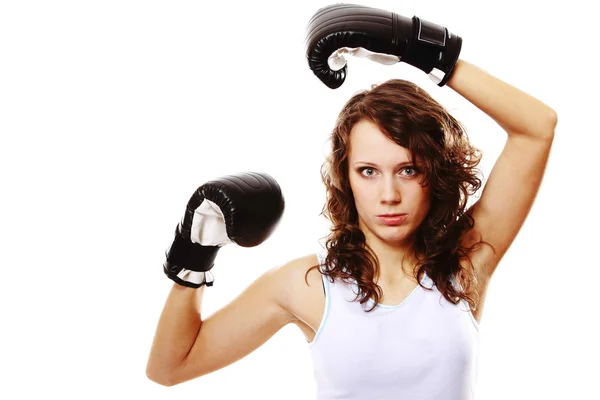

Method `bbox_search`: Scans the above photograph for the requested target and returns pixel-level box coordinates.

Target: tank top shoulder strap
[315,250,326,271]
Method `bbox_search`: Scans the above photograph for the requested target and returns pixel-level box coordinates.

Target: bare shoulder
[159,253,326,385]
[271,253,327,339]
[274,253,322,288]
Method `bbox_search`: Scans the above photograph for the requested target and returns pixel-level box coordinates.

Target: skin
[145,59,557,387]
[348,119,432,292]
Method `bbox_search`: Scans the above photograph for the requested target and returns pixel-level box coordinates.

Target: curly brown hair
[308,78,489,313]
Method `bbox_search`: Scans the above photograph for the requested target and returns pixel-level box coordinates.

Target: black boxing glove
[305,3,462,89]
[163,172,285,288]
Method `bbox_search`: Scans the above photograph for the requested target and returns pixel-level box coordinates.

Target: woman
[145,25,557,400]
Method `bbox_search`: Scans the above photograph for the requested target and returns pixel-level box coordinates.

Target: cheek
[351,181,370,207]
[408,185,432,213]
[419,192,433,218]
[350,178,375,213]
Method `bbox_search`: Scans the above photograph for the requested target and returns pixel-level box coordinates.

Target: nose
[379,175,401,205]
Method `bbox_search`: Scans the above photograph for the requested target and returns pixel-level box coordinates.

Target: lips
[377,214,407,225]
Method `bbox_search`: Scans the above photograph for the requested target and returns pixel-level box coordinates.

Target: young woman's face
[348,119,432,246]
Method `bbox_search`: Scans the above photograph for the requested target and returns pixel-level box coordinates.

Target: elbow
[146,363,180,387]
[549,108,558,126]
[534,109,558,143]
[146,354,205,386]
[547,109,558,133]
[544,109,558,140]
[510,109,558,142]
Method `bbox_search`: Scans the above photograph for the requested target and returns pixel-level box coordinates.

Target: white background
[1,0,598,399]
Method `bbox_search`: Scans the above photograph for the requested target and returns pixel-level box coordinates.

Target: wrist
[164,228,220,288]
[164,265,214,288]
[402,15,462,86]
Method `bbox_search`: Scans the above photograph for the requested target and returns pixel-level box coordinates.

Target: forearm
[146,283,205,384]
[446,59,557,139]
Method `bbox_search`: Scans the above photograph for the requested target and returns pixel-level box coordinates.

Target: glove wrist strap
[164,227,220,288]
[402,16,462,86]
[164,266,214,288]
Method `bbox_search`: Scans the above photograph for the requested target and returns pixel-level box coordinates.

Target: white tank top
[309,251,480,400]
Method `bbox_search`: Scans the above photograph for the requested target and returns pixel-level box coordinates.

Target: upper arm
[169,256,308,385]
[462,124,556,279]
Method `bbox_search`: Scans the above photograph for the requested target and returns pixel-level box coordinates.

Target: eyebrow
[352,161,414,167]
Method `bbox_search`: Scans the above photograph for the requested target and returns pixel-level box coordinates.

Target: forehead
[348,119,412,162]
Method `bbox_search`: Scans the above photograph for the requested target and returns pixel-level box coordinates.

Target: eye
[400,166,419,177]
[358,167,377,177]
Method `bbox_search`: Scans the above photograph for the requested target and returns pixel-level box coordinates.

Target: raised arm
[447,59,557,277]
[146,171,288,385]
[303,4,557,279]
[146,261,299,386]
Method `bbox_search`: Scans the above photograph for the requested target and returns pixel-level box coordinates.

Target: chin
[374,226,415,245]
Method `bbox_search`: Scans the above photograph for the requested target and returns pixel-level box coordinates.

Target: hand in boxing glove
[305,3,462,89]
[163,172,285,288]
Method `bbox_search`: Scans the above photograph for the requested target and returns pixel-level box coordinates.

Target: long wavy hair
[308,79,488,313]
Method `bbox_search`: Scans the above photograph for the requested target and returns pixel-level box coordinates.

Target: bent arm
[447,60,558,276]
[146,284,205,385]
[448,59,557,139]
[146,262,299,386]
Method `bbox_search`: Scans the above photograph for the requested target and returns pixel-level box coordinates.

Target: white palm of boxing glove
[191,199,233,247]
[328,47,400,71]
[177,199,233,286]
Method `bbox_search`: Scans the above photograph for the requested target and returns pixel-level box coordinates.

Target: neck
[364,234,420,286]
